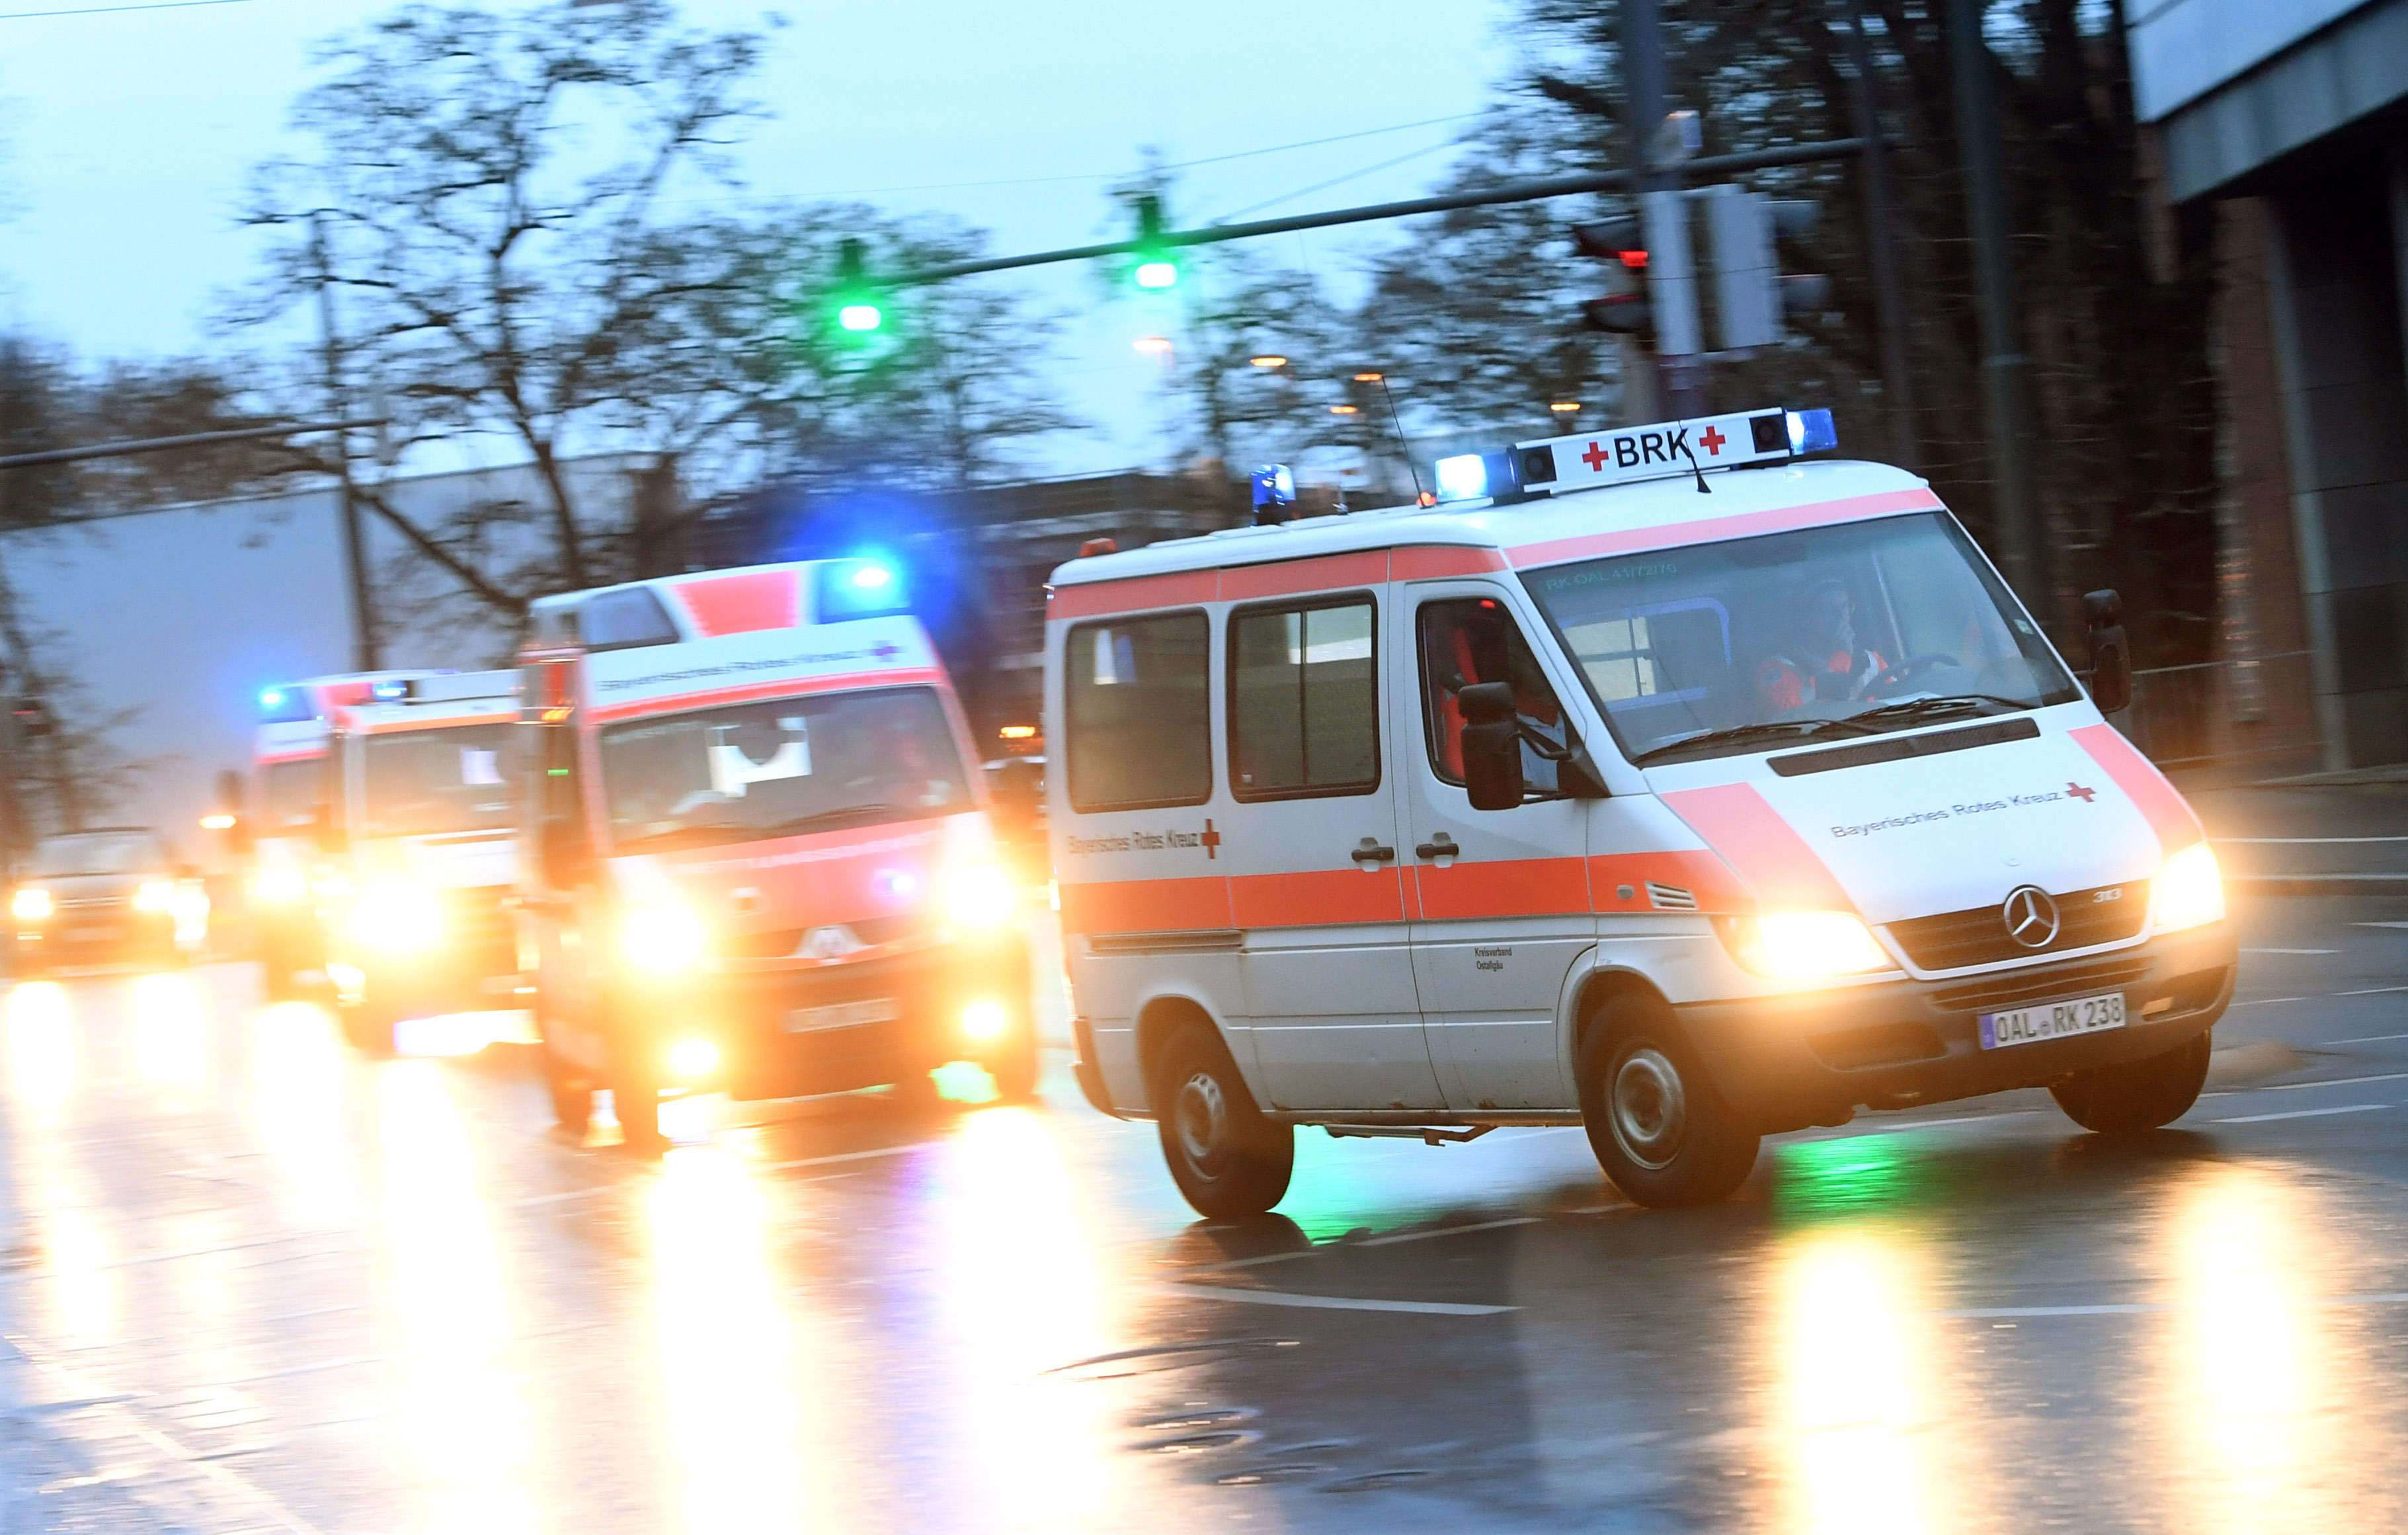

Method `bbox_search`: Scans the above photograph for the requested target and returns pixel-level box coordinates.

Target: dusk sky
[0,0,1519,475]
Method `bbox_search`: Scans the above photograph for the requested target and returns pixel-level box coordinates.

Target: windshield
[600,686,971,854]
[361,722,519,837]
[1523,511,2079,766]
[261,759,322,830]
[34,832,168,877]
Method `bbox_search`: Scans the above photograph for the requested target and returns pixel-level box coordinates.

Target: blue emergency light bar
[370,680,409,701]
[815,557,910,621]
[1433,405,1841,504]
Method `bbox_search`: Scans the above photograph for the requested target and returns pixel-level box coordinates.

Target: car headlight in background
[960,1000,1009,1040]
[11,887,52,924]
[133,881,176,913]
[253,866,309,904]
[2152,842,2225,933]
[942,862,1018,930]
[347,882,444,951]
[1717,912,1894,980]
[620,902,707,974]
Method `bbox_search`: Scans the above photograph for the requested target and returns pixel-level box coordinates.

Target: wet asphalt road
[1,892,2405,1533]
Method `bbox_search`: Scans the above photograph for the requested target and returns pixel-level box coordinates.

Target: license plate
[783,998,899,1033]
[1979,990,2126,1050]
[64,926,112,942]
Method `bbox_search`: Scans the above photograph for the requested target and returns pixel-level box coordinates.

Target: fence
[2118,649,2321,771]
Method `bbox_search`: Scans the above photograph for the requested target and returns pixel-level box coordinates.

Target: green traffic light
[1134,260,1178,290]
[838,302,883,332]
[1131,194,1178,290]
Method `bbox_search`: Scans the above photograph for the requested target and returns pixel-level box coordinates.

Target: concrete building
[2127,0,2408,769]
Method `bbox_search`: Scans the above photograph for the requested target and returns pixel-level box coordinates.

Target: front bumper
[15,908,179,967]
[1680,923,2240,1134]
[628,932,1033,1100]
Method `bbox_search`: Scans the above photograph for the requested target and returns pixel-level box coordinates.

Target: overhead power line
[0,0,254,19]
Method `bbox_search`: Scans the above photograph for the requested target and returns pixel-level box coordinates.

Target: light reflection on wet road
[1,893,2405,1531]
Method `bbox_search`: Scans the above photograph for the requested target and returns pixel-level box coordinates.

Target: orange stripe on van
[1586,850,1755,912]
[1215,550,1390,602]
[1048,570,1217,621]
[1657,783,1854,912]
[1412,855,1589,918]
[674,568,800,636]
[1230,866,1405,927]
[1507,487,1945,570]
[1059,876,1232,935]
[2069,723,2202,855]
[1390,545,1509,580]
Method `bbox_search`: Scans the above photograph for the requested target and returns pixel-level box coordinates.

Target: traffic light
[1131,195,1178,290]
[11,698,49,738]
[1703,190,1828,350]
[829,237,883,337]
[1573,217,1652,337]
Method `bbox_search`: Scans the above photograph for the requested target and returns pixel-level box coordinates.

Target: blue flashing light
[851,563,894,590]
[370,680,409,701]
[1786,407,1838,455]
[1434,453,1491,502]
[815,557,910,621]
[259,688,284,710]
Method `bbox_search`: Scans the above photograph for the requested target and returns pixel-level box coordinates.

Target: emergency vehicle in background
[514,557,1036,1152]
[1045,406,2235,1216]
[249,671,449,997]
[317,672,524,1052]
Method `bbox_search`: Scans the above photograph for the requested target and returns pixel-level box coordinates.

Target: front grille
[442,886,516,970]
[1930,957,2151,1014]
[1886,881,2146,971]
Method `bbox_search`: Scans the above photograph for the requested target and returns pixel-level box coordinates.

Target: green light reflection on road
[1774,1133,1932,1226]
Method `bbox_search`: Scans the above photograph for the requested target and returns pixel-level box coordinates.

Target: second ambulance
[1045,408,2235,1215]
[515,558,1036,1151]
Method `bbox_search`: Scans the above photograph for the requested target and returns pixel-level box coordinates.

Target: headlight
[666,1037,719,1080]
[942,862,1018,930]
[961,1000,1009,1040]
[1718,912,1893,980]
[2152,842,2224,933]
[253,866,309,904]
[347,882,444,951]
[10,887,52,923]
[620,903,706,974]
[133,881,176,913]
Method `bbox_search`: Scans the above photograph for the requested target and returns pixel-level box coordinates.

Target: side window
[1418,597,1570,796]
[1065,611,1211,811]
[1228,598,1379,801]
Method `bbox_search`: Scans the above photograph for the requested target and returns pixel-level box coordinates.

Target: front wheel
[1578,990,1759,1208]
[610,1039,665,1156]
[2050,1028,2212,1134]
[985,1018,1041,1103]
[542,1040,593,1135]
[1154,1022,1293,1220]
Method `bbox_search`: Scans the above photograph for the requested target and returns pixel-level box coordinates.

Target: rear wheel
[1578,990,1759,1208]
[2050,1028,2212,1134]
[1153,1022,1292,1220]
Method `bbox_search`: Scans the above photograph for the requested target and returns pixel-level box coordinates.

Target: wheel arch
[1134,989,1250,1116]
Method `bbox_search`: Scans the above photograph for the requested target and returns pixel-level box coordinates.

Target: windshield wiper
[1834,694,2031,730]
[764,803,895,835]
[1630,719,1878,766]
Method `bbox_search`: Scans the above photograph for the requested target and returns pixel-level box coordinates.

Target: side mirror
[2084,588,2131,715]
[541,817,591,889]
[1458,682,1525,810]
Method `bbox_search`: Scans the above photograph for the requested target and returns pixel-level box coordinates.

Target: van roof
[1048,458,1934,588]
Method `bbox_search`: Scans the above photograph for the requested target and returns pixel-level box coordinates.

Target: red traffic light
[1582,292,1653,336]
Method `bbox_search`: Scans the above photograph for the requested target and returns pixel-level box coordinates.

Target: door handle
[1350,838,1396,865]
[1414,832,1459,861]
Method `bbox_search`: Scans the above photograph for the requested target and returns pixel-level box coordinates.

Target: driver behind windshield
[1755,578,1888,715]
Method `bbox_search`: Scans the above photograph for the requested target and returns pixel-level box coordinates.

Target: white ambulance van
[319,672,524,1050]
[514,559,1035,1153]
[250,670,450,998]
[1045,408,2236,1215]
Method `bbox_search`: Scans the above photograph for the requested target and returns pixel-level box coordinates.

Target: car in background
[10,828,209,974]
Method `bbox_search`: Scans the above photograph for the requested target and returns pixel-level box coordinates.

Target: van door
[1227,589,1442,1111]
[1394,583,1593,1111]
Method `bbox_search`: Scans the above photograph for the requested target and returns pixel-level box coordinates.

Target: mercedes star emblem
[2001,885,2061,949]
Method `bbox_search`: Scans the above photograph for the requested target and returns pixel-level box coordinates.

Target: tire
[610,1037,665,1155]
[1578,990,1759,1208]
[340,995,399,1056]
[986,1018,1041,1103]
[542,1040,593,1135]
[2050,1027,2212,1134]
[1153,1021,1293,1220]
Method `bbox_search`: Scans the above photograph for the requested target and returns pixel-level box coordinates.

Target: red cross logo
[1200,818,1221,859]
[2066,781,2096,803]
[1580,441,1609,472]
[1699,425,1726,455]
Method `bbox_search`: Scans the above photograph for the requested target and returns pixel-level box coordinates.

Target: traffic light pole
[1840,0,1919,472]
[311,214,382,674]
[1946,0,2044,606]
[1619,0,1706,422]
